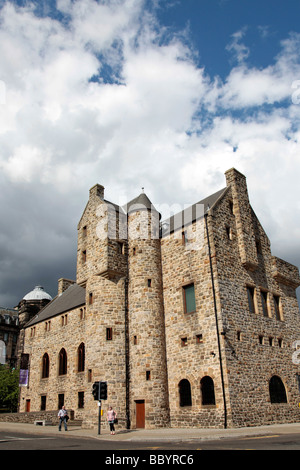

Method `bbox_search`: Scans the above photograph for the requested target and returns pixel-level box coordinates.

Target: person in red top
[107,406,117,435]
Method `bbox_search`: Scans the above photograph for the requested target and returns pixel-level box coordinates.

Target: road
[1,430,300,451]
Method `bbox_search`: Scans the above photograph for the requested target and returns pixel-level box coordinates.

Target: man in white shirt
[58,405,68,431]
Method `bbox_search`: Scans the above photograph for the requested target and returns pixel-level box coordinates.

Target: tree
[0,365,19,412]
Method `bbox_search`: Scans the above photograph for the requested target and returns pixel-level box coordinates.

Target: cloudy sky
[0,0,300,306]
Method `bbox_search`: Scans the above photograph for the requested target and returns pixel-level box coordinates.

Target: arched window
[77,343,85,372]
[269,375,287,403]
[179,379,192,407]
[200,376,216,405]
[42,353,50,378]
[58,348,67,376]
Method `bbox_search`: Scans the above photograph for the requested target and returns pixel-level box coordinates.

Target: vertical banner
[19,353,29,387]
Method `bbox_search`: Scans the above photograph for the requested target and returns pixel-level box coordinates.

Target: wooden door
[135,400,145,428]
[25,399,30,412]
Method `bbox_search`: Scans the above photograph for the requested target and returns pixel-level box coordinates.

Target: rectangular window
[106,328,113,341]
[80,308,85,320]
[40,395,46,411]
[247,286,256,313]
[89,293,93,305]
[58,394,64,410]
[196,334,203,344]
[183,283,196,314]
[260,290,269,317]
[226,226,232,240]
[273,295,282,321]
[78,391,84,409]
[82,250,86,263]
[118,242,125,254]
[146,371,151,381]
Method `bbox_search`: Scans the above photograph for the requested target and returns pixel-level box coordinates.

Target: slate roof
[161,187,227,236]
[123,192,160,216]
[25,284,85,328]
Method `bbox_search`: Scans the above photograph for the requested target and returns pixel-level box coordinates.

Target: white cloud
[0,0,299,304]
[226,28,250,64]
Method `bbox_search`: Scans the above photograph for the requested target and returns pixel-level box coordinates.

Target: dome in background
[23,286,52,302]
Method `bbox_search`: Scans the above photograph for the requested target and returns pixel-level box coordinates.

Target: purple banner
[19,369,28,387]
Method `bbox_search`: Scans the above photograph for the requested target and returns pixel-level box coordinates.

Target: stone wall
[161,216,226,428]
[211,168,300,427]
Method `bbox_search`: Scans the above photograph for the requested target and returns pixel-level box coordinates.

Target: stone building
[0,307,19,367]
[19,168,300,429]
[0,286,52,369]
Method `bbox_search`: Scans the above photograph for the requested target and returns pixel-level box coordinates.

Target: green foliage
[0,365,19,412]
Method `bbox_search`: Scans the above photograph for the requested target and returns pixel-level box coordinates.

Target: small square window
[181,337,188,347]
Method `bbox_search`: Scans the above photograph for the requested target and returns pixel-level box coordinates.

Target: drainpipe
[124,275,130,430]
[204,213,227,429]
[125,229,130,430]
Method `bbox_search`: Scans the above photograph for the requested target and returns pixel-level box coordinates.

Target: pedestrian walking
[107,406,117,435]
[58,405,68,431]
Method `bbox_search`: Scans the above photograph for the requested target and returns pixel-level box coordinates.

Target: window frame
[182,283,196,314]
[179,379,192,407]
[246,286,257,314]
[58,348,67,376]
[77,343,85,373]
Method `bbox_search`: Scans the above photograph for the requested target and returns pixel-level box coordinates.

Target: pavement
[1,420,300,443]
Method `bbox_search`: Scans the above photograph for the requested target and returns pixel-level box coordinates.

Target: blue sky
[158,0,300,75]
[0,0,299,305]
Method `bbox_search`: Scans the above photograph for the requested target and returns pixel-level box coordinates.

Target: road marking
[240,435,280,441]
[2,436,55,441]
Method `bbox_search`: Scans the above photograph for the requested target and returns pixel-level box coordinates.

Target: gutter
[204,213,228,429]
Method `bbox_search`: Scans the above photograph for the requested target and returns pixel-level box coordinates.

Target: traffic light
[100,381,107,400]
[92,381,99,400]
